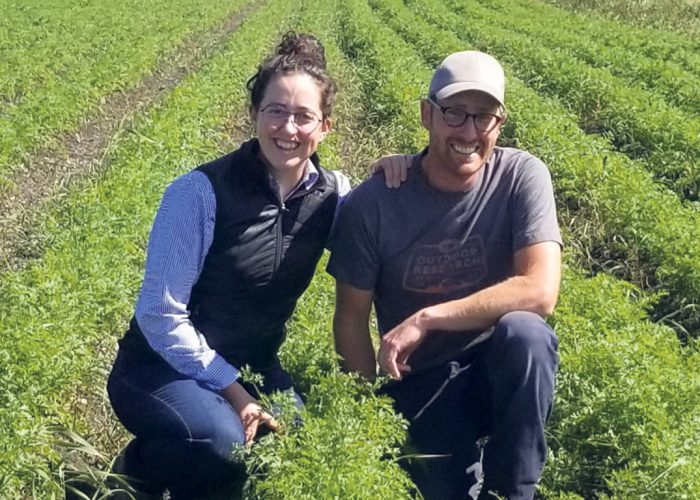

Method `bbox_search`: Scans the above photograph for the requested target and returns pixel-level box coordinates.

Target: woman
[107,33,400,499]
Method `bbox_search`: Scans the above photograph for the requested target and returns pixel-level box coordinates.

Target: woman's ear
[319,117,332,141]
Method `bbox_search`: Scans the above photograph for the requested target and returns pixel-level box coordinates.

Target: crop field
[0,0,698,498]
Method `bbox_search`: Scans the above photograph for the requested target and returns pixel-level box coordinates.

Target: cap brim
[433,82,504,107]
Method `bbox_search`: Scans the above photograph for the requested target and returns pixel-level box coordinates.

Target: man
[327,51,562,499]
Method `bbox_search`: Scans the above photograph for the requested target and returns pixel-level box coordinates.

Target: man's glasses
[258,105,322,134]
[427,97,503,133]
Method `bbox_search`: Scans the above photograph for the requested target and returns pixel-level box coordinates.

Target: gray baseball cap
[428,51,505,106]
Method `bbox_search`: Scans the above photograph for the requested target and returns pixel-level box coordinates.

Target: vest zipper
[274,202,288,272]
[273,181,321,272]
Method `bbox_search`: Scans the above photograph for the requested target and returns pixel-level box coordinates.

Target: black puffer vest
[121,139,339,371]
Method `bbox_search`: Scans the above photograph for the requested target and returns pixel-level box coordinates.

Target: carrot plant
[440,0,700,202]
[0,0,295,494]
[0,0,252,186]
[476,0,700,115]
[503,0,700,74]
[544,0,700,35]
[337,0,700,496]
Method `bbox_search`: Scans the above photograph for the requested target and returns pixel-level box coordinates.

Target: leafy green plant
[477,0,700,116]
[0,0,251,184]
[0,0,296,494]
[441,0,700,201]
[544,0,700,36]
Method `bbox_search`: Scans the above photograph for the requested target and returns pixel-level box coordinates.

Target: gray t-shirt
[327,147,562,372]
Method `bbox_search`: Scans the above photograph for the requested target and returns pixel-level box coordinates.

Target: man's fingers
[387,358,400,379]
[397,362,412,375]
[379,344,401,379]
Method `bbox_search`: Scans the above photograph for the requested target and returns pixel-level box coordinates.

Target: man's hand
[378,312,428,379]
[221,382,280,446]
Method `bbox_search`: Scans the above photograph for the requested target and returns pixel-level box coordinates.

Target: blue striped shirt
[134,161,351,391]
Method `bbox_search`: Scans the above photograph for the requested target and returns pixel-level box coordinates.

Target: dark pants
[107,350,296,499]
[381,311,559,500]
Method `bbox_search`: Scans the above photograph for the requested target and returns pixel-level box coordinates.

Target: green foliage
[544,0,700,36]
[491,0,700,71]
[0,0,250,184]
[444,0,700,201]
[0,0,294,494]
[2,0,699,498]
[546,269,700,498]
[477,0,700,116]
[243,373,411,499]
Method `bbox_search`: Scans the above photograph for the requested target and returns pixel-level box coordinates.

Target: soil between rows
[0,0,265,272]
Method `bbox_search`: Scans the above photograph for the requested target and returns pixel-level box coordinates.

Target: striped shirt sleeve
[134,170,239,391]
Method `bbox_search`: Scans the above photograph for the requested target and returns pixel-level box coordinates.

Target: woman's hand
[221,382,280,446]
[369,154,412,188]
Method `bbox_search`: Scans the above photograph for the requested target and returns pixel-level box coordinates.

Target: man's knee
[491,311,559,368]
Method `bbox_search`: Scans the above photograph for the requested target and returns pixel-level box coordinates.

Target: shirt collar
[268,159,320,200]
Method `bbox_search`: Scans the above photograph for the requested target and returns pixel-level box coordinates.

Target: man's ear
[495,112,507,140]
[420,100,432,130]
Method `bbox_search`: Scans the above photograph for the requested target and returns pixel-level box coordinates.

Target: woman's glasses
[259,105,322,134]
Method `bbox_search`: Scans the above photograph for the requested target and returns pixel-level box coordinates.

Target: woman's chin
[269,155,307,173]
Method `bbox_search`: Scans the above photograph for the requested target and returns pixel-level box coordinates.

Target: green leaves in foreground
[545,269,700,498]
[243,374,411,499]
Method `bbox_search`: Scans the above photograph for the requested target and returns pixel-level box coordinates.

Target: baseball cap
[428,51,505,106]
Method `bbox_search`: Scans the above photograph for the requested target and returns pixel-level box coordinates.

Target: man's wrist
[415,307,438,331]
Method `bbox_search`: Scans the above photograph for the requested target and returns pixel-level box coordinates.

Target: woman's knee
[156,384,245,459]
[109,372,245,460]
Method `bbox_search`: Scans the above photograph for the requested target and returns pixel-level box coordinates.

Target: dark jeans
[107,349,296,499]
[381,311,559,500]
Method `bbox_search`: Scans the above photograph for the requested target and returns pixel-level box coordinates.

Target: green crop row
[3,0,699,497]
[241,1,415,497]
[496,0,700,76]
[475,0,700,115]
[437,0,700,202]
[399,0,700,336]
[0,0,251,186]
[341,0,700,496]
[544,0,700,36]
[0,0,414,496]
[0,0,294,494]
